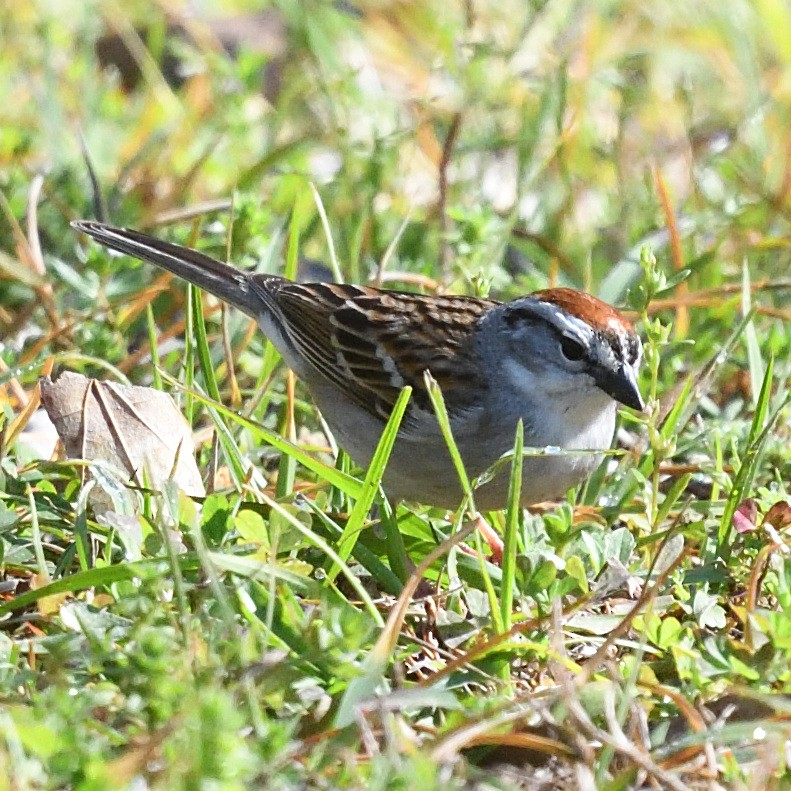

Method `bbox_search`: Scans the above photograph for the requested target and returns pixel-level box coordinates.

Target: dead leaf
[762,500,791,531]
[30,573,68,615]
[40,371,204,514]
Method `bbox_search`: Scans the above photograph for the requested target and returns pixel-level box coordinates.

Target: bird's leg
[475,513,504,565]
[458,512,504,565]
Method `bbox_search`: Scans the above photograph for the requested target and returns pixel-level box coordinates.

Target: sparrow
[72,220,643,511]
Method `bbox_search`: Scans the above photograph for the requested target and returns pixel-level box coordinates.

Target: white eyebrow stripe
[527,301,596,342]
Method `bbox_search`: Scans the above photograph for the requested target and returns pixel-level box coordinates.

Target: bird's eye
[560,335,586,361]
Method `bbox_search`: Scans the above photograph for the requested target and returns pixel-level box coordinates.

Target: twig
[438,112,463,279]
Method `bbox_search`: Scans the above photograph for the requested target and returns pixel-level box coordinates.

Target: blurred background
[4,0,791,344]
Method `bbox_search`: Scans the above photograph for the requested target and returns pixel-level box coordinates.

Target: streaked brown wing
[249,276,352,392]
[253,278,495,421]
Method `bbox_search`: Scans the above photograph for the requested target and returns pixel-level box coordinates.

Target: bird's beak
[596,365,644,411]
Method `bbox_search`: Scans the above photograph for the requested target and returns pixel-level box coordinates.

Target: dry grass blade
[26,174,47,278]
[5,380,43,448]
[0,355,32,409]
[153,199,234,226]
[430,703,574,763]
[565,687,690,791]
[417,591,594,689]
[576,541,692,687]
[653,166,688,337]
[372,207,413,288]
[0,186,59,328]
[370,515,479,663]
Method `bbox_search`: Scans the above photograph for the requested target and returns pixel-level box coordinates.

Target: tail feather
[72,220,269,318]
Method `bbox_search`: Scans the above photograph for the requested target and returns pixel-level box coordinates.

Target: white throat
[501,357,616,449]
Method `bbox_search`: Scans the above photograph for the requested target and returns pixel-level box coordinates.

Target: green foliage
[3,0,791,787]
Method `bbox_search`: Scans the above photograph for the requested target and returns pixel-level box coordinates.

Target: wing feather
[249,277,496,422]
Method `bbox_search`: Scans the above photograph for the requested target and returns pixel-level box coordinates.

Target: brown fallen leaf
[40,371,205,514]
[763,500,791,531]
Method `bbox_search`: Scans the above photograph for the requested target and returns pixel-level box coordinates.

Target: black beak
[596,365,644,411]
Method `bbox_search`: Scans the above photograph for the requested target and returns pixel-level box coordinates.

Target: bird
[72,220,644,512]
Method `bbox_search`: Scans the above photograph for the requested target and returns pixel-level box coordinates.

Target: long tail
[72,220,268,318]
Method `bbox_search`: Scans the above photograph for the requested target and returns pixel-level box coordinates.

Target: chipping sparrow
[73,221,644,511]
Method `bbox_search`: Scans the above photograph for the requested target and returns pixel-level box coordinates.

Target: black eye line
[502,306,602,364]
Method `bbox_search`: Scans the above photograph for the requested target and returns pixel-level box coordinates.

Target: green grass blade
[717,356,775,560]
[186,286,252,488]
[500,419,523,632]
[145,304,163,391]
[262,495,383,626]
[653,472,692,529]
[423,371,503,632]
[206,551,317,594]
[301,497,403,596]
[380,498,410,585]
[284,200,301,281]
[190,286,221,403]
[328,386,412,580]
[742,261,765,407]
[183,283,196,425]
[274,206,301,498]
[309,182,343,283]
[423,372,473,504]
[205,404,254,490]
[162,374,365,499]
[0,555,202,616]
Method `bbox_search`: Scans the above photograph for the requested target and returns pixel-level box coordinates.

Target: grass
[3,0,791,788]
